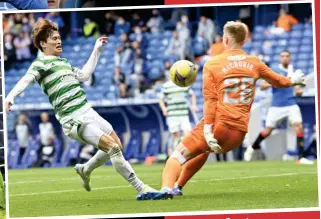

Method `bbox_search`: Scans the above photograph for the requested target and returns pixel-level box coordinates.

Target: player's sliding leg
[75,131,122,191]
[73,116,156,197]
[75,150,110,191]
[173,152,209,196]
[244,127,272,161]
[293,122,314,165]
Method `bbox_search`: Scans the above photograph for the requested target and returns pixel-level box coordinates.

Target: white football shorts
[62,108,114,148]
[265,104,303,128]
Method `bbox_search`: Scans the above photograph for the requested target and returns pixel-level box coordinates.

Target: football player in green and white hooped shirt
[5,18,157,200]
[159,80,198,157]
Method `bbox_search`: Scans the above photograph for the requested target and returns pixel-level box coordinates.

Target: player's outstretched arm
[76,37,108,82]
[259,60,305,88]
[6,74,34,113]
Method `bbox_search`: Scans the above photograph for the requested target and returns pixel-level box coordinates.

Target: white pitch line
[9,172,317,197]
[9,176,108,185]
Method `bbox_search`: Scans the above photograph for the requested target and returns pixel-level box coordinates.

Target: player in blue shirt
[244,50,314,165]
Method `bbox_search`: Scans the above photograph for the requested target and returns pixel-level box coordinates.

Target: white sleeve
[188,87,194,95]
[6,74,35,104]
[74,45,102,82]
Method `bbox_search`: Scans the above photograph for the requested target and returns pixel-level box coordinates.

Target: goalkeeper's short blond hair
[223,21,249,44]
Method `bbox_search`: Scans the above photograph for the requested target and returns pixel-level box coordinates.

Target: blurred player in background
[159,80,198,157]
[244,50,314,165]
[137,21,306,200]
[5,18,156,199]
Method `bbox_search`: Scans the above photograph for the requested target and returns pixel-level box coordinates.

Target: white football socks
[83,150,110,176]
[108,146,145,193]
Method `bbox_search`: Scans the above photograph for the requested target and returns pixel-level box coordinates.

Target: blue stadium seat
[272,54,281,62]
[7,139,20,169]
[124,130,142,160]
[265,34,277,41]
[309,60,314,68]
[50,139,63,167]
[300,45,313,53]
[304,23,312,30]
[139,129,161,159]
[163,31,172,38]
[253,32,265,41]
[55,140,81,167]
[303,30,313,37]
[288,46,299,54]
[288,39,300,46]
[243,41,251,50]
[18,139,40,169]
[148,68,162,80]
[252,41,262,49]
[277,32,290,39]
[152,60,164,70]
[295,60,309,70]
[274,46,286,54]
[308,67,314,74]
[297,53,310,60]
[290,30,302,39]
[106,92,117,100]
[292,23,304,31]
[276,39,287,47]
[254,25,265,33]
[301,37,313,45]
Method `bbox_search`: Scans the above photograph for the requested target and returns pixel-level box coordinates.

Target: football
[169,60,197,87]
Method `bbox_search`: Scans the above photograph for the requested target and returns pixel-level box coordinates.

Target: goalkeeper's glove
[204,124,222,153]
[290,69,306,87]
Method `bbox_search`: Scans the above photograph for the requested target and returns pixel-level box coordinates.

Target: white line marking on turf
[10,172,317,197]
[9,176,108,185]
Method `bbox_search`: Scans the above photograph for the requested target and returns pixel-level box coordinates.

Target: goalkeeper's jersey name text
[222,61,254,73]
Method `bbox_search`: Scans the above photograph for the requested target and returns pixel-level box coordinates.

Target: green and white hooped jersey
[26,56,91,124]
[160,80,193,117]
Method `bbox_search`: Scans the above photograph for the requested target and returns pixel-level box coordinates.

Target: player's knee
[98,135,119,152]
[264,127,273,137]
[110,131,124,150]
[293,123,303,133]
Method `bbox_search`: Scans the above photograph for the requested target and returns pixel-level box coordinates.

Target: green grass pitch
[8,161,319,218]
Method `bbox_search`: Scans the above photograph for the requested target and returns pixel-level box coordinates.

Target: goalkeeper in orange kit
[137,21,306,200]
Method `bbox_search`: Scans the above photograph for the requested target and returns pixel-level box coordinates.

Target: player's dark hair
[32,19,59,52]
[280,50,291,56]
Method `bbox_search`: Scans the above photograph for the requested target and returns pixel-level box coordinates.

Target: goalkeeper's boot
[74,164,91,192]
[173,185,183,196]
[136,187,174,200]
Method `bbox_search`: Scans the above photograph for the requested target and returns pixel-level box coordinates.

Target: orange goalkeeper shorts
[181,119,246,155]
